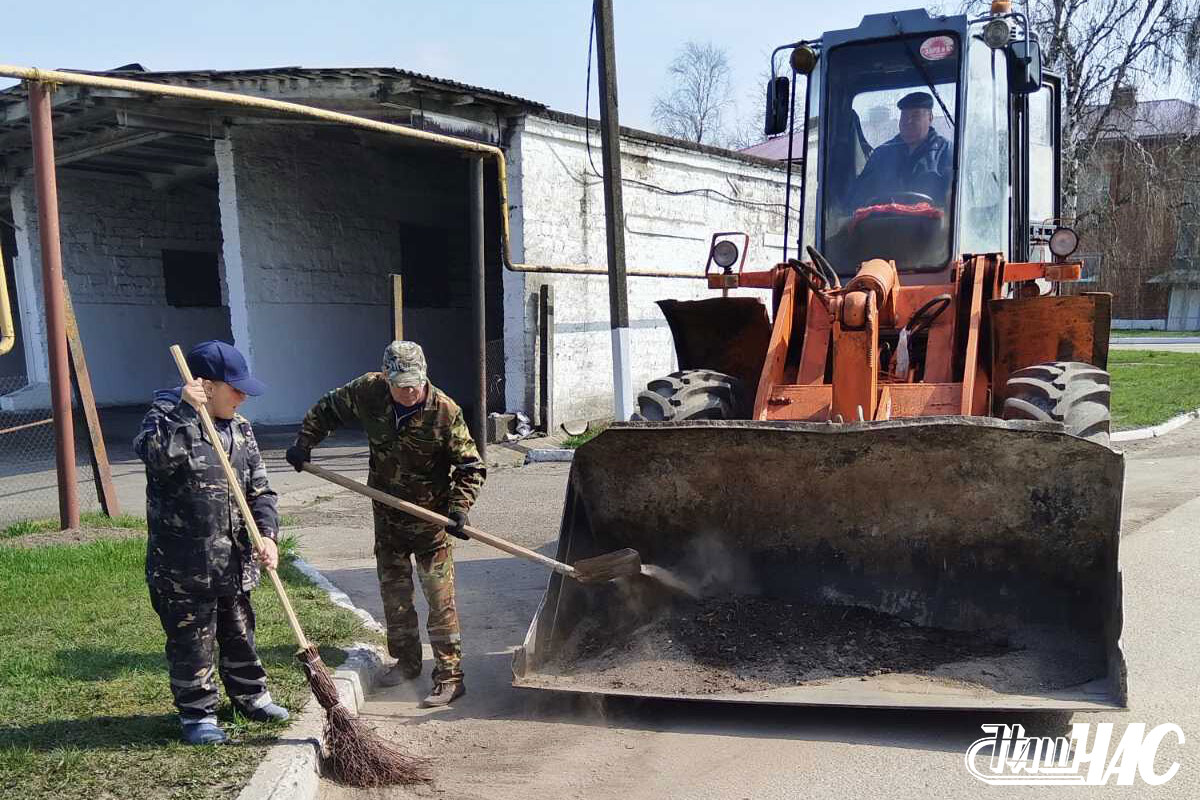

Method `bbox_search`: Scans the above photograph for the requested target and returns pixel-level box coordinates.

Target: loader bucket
[513,418,1127,711]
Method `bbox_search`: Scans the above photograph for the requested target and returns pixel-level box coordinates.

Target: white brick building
[0,67,795,429]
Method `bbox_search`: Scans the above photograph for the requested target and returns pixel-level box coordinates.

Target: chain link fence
[0,375,100,529]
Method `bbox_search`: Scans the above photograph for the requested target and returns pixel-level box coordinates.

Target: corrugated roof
[1085,98,1200,140]
[1148,268,1200,286]
[740,133,804,162]
[0,65,544,109]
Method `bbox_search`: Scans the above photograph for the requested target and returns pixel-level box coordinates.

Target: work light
[982,18,1011,49]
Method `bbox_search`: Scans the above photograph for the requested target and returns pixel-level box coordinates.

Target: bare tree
[1078,102,1200,317]
[725,65,776,151]
[653,41,734,145]
[966,0,1200,217]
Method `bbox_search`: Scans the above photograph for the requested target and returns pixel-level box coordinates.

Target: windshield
[821,33,960,273]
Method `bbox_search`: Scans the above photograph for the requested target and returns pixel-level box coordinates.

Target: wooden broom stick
[169,344,309,650]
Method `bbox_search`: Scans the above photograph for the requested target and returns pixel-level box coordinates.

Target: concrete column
[9,183,48,383]
[502,121,530,415]
[214,138,254,365]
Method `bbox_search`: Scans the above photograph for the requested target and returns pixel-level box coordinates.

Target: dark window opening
[163,249,221,307]
[398,223,460,308]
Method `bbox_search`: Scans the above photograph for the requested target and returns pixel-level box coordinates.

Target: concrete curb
[1111,337,1200,345]
[523,448,575,463]
[291,557,385,637]
[236,557,391,800]
[1112,408,1200,442]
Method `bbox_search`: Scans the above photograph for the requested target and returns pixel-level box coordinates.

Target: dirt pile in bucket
[542,596,1100,696]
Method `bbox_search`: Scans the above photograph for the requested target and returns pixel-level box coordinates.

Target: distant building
[1076,88,1200,330]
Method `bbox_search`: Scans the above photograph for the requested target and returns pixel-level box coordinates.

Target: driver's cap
[897,91,934,110]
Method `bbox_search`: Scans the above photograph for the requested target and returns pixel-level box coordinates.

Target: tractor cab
[822,30,959,273]
[768,7,1064,280]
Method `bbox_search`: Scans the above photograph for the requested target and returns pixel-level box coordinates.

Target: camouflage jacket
[135,388,279,596]
[296,375,485,515]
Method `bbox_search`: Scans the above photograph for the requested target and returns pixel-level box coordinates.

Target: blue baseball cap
[185,340,266,396]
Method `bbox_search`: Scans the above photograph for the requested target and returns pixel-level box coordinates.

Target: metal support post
[594,0,634,421]
[390,274,404,340]
[469,157,487,461]
[539,284,555,434]
[29,81,79,529]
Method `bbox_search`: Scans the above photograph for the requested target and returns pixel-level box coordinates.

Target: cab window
[821,34,959,273]
[958,41,1010,257]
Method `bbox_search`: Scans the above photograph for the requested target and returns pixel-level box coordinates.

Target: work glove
[445,511,470,540]
[285,444,311,472]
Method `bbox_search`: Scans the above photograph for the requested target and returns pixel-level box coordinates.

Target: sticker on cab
[919,35,955,60]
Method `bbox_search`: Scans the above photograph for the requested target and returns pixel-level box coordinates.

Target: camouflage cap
[382,341,428,388]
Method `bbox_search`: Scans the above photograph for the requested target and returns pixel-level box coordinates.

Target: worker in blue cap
[134,340,288,744]
[851,90,954,209]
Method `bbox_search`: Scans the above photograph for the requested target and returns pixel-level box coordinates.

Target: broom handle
[170,345,311,650]
[301,462,577,578]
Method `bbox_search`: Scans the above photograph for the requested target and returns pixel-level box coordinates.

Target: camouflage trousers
[149,588,273,726]
[373,502,463,682]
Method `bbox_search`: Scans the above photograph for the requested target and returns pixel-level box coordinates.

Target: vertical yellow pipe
[0,237,15,356]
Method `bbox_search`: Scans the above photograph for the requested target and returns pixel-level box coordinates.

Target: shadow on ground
[52,647,165,681]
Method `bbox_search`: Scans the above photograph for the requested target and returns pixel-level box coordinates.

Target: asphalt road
[296,423,1200,800]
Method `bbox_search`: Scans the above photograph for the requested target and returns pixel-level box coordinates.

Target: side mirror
[764,76,790,136]
[1007,39,1042,94]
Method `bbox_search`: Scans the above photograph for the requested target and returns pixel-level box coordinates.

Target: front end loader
[514,7,1127,711]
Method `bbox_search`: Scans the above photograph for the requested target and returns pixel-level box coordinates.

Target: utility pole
[594,0,634,421]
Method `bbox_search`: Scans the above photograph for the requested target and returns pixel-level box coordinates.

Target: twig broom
[170,345,429,786]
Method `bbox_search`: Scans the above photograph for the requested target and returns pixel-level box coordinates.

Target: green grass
[562,422,610,449]
[2,511,148,540]
[0,537,372,799]
[1109,350,1200,430]
[1110,329,1200,338]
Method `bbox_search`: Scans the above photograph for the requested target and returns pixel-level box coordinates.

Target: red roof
[740,132,804,161]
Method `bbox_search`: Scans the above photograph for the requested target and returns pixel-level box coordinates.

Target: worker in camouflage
[135,340,288,745]
[286,340,485,708]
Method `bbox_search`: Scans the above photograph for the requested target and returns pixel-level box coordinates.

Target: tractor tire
[1001,361,1112,445]
[632,370,746,422]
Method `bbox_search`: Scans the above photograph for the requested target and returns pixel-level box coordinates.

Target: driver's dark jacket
[851,129,953,208]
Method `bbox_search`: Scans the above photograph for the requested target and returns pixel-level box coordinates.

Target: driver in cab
[852,91,953,209]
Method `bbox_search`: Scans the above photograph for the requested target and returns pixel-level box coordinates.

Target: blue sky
[2,0,944,131]
[2,1,1189,133]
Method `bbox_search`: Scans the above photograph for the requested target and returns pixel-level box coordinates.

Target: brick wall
[1076,138,1193,321]
[6,171,230,403]
[224,125,477,423]
[507,114,799,423]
